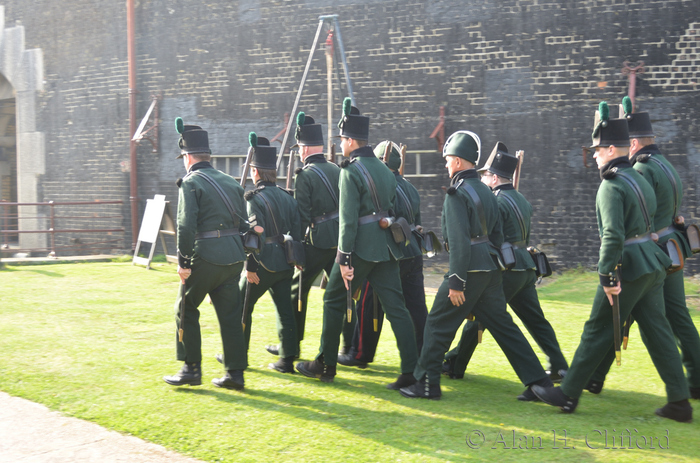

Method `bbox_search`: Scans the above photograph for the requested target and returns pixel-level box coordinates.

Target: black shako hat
[478,142,518,179]
[590,101,629,149]
[619,96,655,139]
[337,97,369,141]
[175,117,211,159]
[294,112,324,147]
[248,132,277,170]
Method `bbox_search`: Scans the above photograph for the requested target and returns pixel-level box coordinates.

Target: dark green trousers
[414,271,548,385]
[318,255,417,372]
[445,269,568,376]
[175,258,247,371]
[290,245,336,342]
[561,270,688,402]
[240,267,298,359]
[590,268,700,388]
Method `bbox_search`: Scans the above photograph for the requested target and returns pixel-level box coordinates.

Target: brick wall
[3,0,700,272]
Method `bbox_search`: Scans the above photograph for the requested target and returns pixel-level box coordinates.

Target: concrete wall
[3,0,700,271]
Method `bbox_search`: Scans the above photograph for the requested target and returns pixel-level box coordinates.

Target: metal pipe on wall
[127,0,138,251]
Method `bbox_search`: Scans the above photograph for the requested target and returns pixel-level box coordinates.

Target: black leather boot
[296,357,336,382]
[387,373,416,390]
[655,399,693,423]
[269,357,295,373]
[399,376,442,400]
[212,370,245,390]
[531,385,578,413]
[163,362,202,386]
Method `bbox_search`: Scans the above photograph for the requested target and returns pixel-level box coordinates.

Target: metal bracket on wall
[621,61,646,111]
[275,14,355,171]
[132,94,160,153]
[429,106,446,152]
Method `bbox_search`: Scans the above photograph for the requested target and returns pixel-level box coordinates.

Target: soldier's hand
[448,289,465,306]
[675,216,685,225]
[340,264,354,290]
[247,271,260,285]
[603,282,621,306]
[177,266,191,284]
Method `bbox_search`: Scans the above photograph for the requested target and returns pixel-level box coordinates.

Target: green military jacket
[294,154,340,250]
[394,172,423,259]
[493,184,536,271]
[338,146,404,263]
[244,181,302,273]
[596,157,672,284]
[443,169,503,291]
[631,145,692,258]
[177,162,249,268]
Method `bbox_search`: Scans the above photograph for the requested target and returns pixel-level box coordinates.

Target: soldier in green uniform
[338,140,428,369]
[163,118,249,391]
[442,143,569,390]
[533,102,692,423]
[269,112,340,359]
[240,134,303,374]
[296,99,418,388]
[586,97,700,401]
[399,131,553,400]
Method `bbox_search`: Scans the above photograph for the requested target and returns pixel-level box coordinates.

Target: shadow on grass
[170,372,695,459]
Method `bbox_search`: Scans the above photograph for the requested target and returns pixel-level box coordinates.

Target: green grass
[1,262,700,462]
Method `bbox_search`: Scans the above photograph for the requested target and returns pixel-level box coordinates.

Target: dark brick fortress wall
[4,1,700,272]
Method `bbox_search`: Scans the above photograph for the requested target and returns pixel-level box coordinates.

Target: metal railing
[0,200,125,257]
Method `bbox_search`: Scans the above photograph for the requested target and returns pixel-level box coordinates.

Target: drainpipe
[127,0,138,251]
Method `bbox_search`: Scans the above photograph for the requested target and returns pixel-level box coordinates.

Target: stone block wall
[2,0,700,272]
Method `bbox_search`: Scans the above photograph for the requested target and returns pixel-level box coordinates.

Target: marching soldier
[338,141,428,369]
[533,102,692,422]
[277,112,341,359]
[163,118,249,391]
[296,98,418,388]
[240,133,303,374]
[443,142,569,390]
[586,97,700,401]
[399,131,553,400]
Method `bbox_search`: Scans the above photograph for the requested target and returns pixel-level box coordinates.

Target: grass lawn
[1,260,699,462]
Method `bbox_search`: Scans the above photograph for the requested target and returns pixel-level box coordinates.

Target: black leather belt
[358,211,389,226]
[265,234,283,244]
[656,225,676,239]
[470,235,490,245]
[312,210,339,225]
[195,228,239,240]
[624,233,652,246]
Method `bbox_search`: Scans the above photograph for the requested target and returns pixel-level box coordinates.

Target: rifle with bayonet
[612,264,622,366]
[240,133,256,188]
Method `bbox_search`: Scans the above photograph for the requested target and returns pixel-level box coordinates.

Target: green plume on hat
[249,132,257,148]
[343,97,352,116]
[175,117,184,134]
[622,96,633,117]
[296,111,305,126]
[599,101,609,127]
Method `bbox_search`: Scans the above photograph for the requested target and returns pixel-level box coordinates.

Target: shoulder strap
[499,191,527,242]
[615,170,651,233]
[647,155,680,218]
[459,181,488,238]
[354,161,384,213]
[256,190,281,237]
[190,171,239,228]
[306,164,339,207]
[395,183,415,225]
